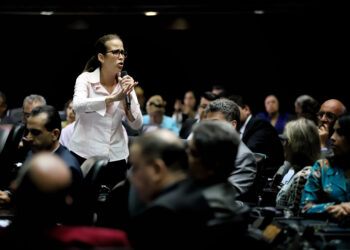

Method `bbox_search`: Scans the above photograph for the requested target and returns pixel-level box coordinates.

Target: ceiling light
[144,11,158,16]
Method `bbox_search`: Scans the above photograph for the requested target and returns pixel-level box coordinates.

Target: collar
[240,114,252,138]
[86,68,105,92]
[52,143,60,153]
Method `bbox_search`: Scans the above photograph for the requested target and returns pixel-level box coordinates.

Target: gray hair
[294,95,315,107]
[283,118,321,167]
[23,94,46,108]
[205,98,241,130]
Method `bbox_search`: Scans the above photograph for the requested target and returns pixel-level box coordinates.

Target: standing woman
[69,34,143,188]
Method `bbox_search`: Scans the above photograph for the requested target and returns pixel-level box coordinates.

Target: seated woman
[142,95,179,135]
[275,118,321,216]
[61,99,75,128]
[258,94,291,134]
[300,114,350,220]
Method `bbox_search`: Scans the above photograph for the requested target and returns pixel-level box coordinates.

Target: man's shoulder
[56,145,81,169]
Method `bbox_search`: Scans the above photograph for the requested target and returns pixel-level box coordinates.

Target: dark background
[0,1,348,115]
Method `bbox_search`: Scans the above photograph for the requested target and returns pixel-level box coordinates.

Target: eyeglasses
[316,111,337,120]
[105,49,128,58]
[23,112,31,119]
[147,102,164,108]
[27,128,42,136]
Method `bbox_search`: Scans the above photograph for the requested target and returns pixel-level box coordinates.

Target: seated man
[128,122,249,249]
[0,105,83,210]
[229,95,284,178]
[204,98,257,201]
[0,152,130,249]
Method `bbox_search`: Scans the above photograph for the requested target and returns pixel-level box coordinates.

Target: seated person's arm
[300,160,331,213]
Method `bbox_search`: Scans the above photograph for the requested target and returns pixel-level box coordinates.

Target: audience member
[135,86,146,115]
[142,95,179,135]
[20,94,47,124]
[1,152,130,249]
[61,99,75,128]
[16,94,47,163]
[59,121,75,149]
[179,91,218,139]
[257,94,291,134]
[211,84,227,98]
[24,105,82,199]
[229,95,284,178]
[274,118,321,216]
[0,91,15,124]
[293,94,320,125]
[69,33,143,189]
[172,90,198,128]
[317,99,347,158]
[128,122,248,249]
[127,129,189,248]
[204,98,257,200]
[301,115,350,221]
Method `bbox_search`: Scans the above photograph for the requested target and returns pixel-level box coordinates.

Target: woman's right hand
[106,74,138,104]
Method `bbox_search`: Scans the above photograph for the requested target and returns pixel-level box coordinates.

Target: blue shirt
[142,115,179,136]
[257,112,291,134]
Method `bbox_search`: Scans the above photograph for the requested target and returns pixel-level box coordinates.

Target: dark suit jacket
[242,115,284,178]
[26,144,83,188]
[179,118,198,139]
[128,178,248,249]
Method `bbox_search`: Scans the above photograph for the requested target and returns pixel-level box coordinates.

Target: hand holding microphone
[121,71,131,110]
[118,71,138,110]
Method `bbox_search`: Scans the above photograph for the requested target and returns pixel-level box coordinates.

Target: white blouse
[69,68,143,162]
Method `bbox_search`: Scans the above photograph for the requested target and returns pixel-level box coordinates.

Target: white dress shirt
[239,114,252,139]
[69,68,143,161]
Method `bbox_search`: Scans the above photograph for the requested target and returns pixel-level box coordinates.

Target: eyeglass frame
[105,49,128,58]
[316,111,337,121]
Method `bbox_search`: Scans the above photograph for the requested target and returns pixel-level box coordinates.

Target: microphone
[121,70,131,110]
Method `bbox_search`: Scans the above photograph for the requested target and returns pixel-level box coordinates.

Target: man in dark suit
[0,105,83,207]
[1,152,130,249]
[179,91,218,139]
[128,124,248,249]
[229,95,284,179]
[24,105,82,186]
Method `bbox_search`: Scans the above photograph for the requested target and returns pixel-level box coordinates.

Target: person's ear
[97,53,105,64]
[65,195,73,206]
[52,128,60,141]
[151,158,166,182]
[231,120,237,129]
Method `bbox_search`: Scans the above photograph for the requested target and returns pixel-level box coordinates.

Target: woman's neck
[100,69,118,87]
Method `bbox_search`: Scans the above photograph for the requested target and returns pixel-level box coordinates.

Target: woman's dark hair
[83,34,122,72]
[336,114,350,141]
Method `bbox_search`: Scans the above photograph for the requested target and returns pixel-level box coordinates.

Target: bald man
[317,99,347,157]
[11,152,72,224]
[3,152,130,249]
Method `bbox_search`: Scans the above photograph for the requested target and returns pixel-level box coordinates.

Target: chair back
[0,123,26,189]
[240,152,268,205]
[78,156,110,225]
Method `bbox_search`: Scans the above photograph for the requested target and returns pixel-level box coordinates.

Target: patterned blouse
[276,166,311,216]
[300,159,350,213]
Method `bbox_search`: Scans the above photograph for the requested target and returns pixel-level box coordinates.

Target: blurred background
[0,0,348,114]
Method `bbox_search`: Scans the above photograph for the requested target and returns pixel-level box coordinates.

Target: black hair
[30,105,62,133]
